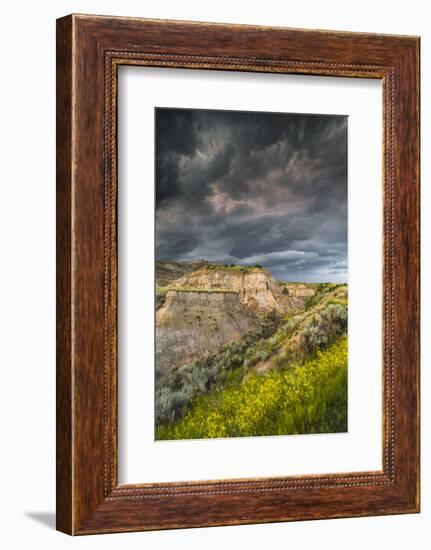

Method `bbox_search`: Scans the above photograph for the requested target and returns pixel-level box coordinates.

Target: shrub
[304,295,317,310]
[302,324,328,353]
[155,387,191,424]
[301,303,347,353]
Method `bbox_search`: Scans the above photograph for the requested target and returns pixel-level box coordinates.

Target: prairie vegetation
[156,337,347,439]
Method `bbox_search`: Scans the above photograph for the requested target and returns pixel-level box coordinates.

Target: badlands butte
[156,260,318,374]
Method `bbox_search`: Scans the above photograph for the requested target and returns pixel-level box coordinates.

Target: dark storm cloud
[155,107,347,282]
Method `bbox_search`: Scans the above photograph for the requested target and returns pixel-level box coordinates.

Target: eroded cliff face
[172,266,299,315]
[156,289,259,374]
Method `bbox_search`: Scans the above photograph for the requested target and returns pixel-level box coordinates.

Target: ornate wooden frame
[56,14,420,535]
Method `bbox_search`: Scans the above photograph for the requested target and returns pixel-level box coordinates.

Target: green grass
[156,285,169,297]
[156,336,348,440]
[326,298,348,306]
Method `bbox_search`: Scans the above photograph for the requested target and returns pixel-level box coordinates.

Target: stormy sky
[155,108,347,283]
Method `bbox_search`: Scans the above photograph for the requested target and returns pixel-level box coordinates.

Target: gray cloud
[155,108,347,282]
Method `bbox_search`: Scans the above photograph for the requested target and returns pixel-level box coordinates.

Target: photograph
[155,107,348,440]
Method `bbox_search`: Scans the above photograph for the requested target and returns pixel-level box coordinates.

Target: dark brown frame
[56,14,420,535]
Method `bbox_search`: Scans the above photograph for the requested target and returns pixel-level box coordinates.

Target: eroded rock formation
[156,289,259,374]
[155,263,316,373]
[172,266,294,315]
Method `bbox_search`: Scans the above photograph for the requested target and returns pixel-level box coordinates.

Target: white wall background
[0,0,427,548]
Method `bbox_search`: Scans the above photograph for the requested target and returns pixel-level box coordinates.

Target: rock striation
[156,289,259,374]
[172,266,294,315]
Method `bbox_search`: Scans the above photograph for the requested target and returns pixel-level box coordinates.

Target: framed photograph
[56,14,420,534]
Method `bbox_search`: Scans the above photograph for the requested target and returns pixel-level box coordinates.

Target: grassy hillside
[156,336,347,439]
[155,285,347,427]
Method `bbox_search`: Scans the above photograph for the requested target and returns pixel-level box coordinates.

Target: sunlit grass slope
[156,336,347,440]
